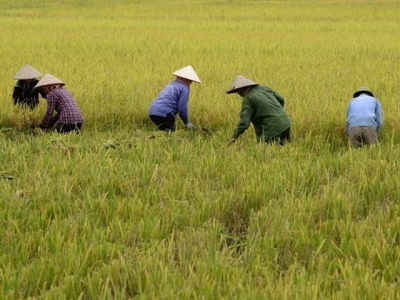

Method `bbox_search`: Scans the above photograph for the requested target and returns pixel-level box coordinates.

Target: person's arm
[375,99,383,131]
[39,93,58,129]
[232,98,253,140]
[48,114,60,128]
[177,87,190,125]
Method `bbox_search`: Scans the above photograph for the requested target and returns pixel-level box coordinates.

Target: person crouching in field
[12,64,45,110]
[148,65,201,132]
[346,87,383,148]
[34,73,84,134]
[226,75,291,146]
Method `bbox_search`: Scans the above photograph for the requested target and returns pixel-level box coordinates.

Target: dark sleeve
[232,98,253,139]
[39,93,58,129]
[177,86,190,124]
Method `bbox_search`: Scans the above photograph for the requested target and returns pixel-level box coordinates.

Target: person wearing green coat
[226,75,291,146]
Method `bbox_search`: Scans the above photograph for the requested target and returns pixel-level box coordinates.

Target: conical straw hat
[14,64,43,80]
[226,75,258,94]
[34,73,65,89]
[172,65,201,83]
[353,86,374,98]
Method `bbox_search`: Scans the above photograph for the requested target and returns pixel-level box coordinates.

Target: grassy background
[1,0,400,299]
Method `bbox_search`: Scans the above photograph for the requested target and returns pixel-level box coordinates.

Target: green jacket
[232,85,291,142]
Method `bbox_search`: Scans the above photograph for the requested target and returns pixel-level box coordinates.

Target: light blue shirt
[148,80,190,125]
[346,93,383,134]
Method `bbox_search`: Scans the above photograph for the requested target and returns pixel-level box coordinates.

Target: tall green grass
[1,0,400,299]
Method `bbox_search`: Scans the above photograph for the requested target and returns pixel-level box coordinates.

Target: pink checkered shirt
[40,87,83,129]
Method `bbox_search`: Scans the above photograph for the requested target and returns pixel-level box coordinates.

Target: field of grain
[1,0,400,299]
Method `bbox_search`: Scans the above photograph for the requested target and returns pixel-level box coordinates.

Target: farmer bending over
[226,75,291,146]
[148,65,201,132]
[346,87,383,148]
[34,73,84,134]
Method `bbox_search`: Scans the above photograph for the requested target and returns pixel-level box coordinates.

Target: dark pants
[265,127,291,145]
[149,113,176,131]
[55,123,82,134]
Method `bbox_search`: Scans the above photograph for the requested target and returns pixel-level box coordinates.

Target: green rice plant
[1,0,400,299]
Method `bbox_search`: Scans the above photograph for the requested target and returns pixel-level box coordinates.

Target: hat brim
[226,84,258,94]
[353,91,374,98]
[14,75,42,80]
[14,65,43,80]
[34,82,65,90]
[172,65,201,83]
[226,88,240,94]
[175,76,201,83]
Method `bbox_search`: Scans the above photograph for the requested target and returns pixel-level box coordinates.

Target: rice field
[1,0,400,299]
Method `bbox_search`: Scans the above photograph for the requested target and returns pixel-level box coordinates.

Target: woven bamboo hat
[353,87,374,98]
[14,64,43,80]
[34,73,65,89]
[172,65,201,83]
[226,75,258,94]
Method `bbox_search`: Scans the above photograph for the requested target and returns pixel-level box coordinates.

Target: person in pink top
[34,73,84,134]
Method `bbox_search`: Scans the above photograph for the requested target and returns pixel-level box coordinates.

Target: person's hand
[227,138,236,146]
[31,127,45,136]
[186,122,195,130]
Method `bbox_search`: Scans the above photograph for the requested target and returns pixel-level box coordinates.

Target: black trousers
[55,123,82,134]
[265,127,291,145]
[149,113,176,131]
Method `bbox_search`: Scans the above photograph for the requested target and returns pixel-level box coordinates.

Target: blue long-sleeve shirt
[148,80,190,125]
[346,94,383,135]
